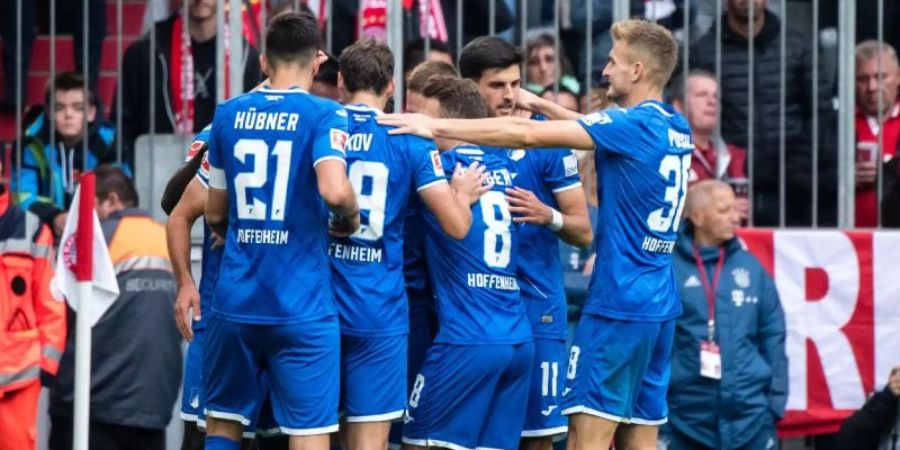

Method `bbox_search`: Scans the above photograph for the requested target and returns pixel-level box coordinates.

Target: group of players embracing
[164,10,691,450]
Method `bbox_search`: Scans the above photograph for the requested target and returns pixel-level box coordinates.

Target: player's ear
[260,54,270,77]
[631,61,643,84]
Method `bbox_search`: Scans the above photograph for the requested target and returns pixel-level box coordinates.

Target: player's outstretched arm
[315,159,360,236]
[419,162,491,240]
[166,178,206,341]
[160,143,206,215]
[516,88,584,121]
[378,114,596,151]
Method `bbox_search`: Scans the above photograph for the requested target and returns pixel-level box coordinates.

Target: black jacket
[115,15,261,170]
[835,387,899,450]
[688,12,836,225]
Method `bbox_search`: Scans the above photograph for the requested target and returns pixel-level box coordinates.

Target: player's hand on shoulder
[505,187,553,225]
[515,88,543,115]
[451,162,493,205]
[378,113,436,139]
[329,211,361,238]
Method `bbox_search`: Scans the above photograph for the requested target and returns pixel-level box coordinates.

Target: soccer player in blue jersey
[202,12,359,450]
[332,40,490,450]
[381,19,687,450]
[459,36,593,450]
[399,76,534,450]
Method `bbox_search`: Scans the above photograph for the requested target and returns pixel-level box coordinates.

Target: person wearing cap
[659,180,788,450]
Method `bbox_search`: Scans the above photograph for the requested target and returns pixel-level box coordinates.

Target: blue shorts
[402,342,534,450]
[181,329,281,438]
[389,288,437,449]
[341,334,407,422]
[522,338,568,438]
[204,315,340,435]
[561,314,674,425]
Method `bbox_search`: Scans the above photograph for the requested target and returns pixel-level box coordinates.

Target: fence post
[837,0,857,228]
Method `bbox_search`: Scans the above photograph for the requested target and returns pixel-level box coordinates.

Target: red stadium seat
[106,1,149,39]
[30,36,76,73]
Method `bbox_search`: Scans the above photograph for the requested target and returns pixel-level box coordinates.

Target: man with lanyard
[662,180,787,450]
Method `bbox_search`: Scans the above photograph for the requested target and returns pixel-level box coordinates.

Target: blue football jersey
[577,100,692,321]
[402,196,430,293]
[329,104,446,337]
[424,145,532,345]
[182,125,222,331]
[509,146,581,339]
[206,86,349,324]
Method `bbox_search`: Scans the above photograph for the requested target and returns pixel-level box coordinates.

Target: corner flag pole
[73,172,95,450]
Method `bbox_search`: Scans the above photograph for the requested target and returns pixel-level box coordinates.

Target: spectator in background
[14,72,118,237]
[689,0,831,226]
[834,366,900,450]
[660,180,788,450]
[118,0,261,170]
[49,165,181,450]
[524,32,574,92]
[405,60,458,113]
[669,69,749,221]
[854,41,900,228]
[0,156,66,450]
[403,38,455,81]
[0,0,36,112]
[311,52,341,101]
[540,82,581,113]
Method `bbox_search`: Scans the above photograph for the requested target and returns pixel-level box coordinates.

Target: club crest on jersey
[201,153,210,173]
[430,150,445,177]
[330,129,349,153]
[732,267,750,288]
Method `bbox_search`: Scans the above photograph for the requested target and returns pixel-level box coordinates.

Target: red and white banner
[737,229,900,437]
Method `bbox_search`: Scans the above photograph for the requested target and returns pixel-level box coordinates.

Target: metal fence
[0,0,897,228]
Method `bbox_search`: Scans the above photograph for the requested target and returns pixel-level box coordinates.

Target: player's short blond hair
[610,19,679,88]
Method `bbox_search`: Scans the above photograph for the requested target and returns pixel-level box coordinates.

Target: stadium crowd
[1,1,900,450]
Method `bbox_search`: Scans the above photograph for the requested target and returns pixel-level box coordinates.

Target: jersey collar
[258,85,308,94]
[345,104,382,113]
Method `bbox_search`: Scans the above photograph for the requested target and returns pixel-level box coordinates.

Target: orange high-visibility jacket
[0,187,66,394]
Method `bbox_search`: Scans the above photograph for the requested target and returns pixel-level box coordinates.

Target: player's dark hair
[46,71,96,106]
[459,36,522,81]
[403,38,453,75]
[95,164,138,207]
[314,51,339,87]
[422,75,490,119]
[264,11,321,68]
[339,40,394,95]
[407,60,457,93]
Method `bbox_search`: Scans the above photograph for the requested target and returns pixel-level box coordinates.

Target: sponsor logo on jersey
[684,275,701,288]
[430,150,445,177]
[187,140,205,159]
[563,153,578,177]
[580,111,612,126]
[330,129,349,152]
[541,405,558,416]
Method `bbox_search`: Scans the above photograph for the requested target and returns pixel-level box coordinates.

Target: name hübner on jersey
[467,273,519,291]
[641,235,676,254]
[237,228,290,245]
[329,242,383,263]
[233,108,300,132]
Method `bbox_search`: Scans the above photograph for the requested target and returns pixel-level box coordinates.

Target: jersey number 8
[480,191,512,269]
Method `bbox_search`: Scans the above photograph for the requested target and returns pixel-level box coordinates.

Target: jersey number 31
[646,154,690,233]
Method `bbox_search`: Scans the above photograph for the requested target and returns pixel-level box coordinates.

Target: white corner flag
[50,179,120,327]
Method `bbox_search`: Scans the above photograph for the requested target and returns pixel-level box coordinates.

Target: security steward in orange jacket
[0,158,67,450]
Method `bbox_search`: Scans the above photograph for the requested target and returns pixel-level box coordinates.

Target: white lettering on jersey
[329,242,384,263]
[580,111,613,126]
[346,133,373,152]
[233,108,299,132]
[667,129,693,149]
[236,228,290,245]
[466,273,520,291]
[485,169,515,187]
[641,235,676,254]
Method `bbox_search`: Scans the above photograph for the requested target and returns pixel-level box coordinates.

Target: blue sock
[205,435,241,450]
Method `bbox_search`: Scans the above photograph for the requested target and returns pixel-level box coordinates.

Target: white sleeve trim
[207,165,226,190]
[195,173,209,189]
[416,179,448,192]
[313,155,347,168]
[551,182,583,194]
